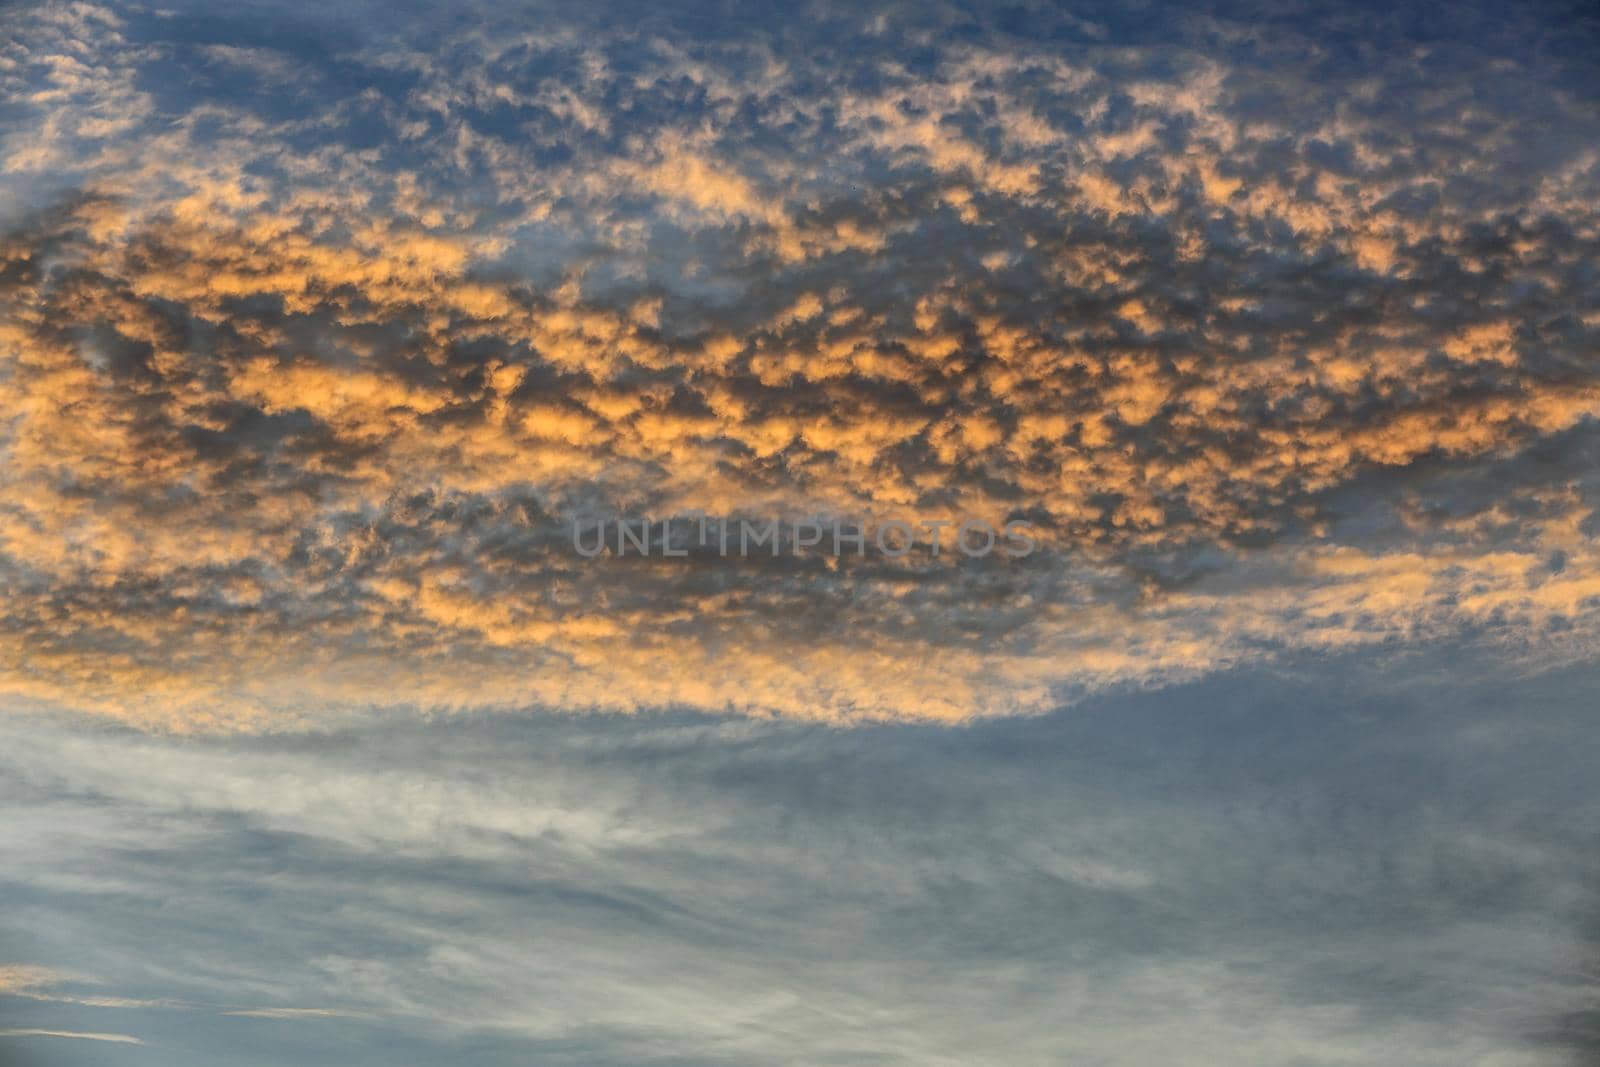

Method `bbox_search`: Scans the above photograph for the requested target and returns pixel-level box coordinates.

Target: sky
[1,0,1598,1063]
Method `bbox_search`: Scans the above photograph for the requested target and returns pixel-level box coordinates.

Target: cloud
[219,1008,367,1020]
[1,0,1599,726]
[1,652,1597,1064]
[3,6,1597,1067]
[0,1028,144,1044]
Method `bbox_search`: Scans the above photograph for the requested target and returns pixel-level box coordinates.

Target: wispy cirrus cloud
[219,1008,368,1020]
[0,1028,144,1044]
[2,653,1598,1064]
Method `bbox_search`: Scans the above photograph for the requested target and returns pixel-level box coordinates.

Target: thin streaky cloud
[0,1028,145,1045]
[219,1008,371,1020]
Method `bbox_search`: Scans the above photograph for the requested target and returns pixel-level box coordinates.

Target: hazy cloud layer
[2,652,1598,1065]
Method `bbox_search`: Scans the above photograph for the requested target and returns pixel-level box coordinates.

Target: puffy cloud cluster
[2,0,1599,726]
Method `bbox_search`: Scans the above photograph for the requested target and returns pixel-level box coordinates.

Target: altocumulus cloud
[1,0,1598,725]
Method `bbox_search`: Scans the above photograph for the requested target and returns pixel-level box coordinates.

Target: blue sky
[2,0,1599,1062]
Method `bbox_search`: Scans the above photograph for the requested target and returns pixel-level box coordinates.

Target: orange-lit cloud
[2,1,1599,728]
